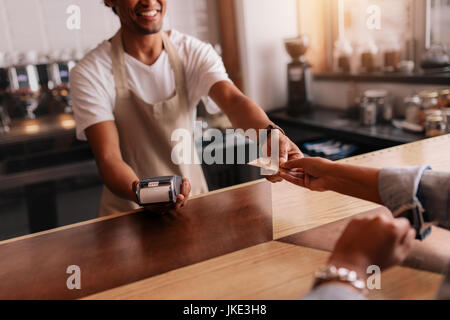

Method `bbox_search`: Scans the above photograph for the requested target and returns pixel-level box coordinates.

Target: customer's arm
[280,158,450,228]
[380,167,450,229]
[303,214,415,300]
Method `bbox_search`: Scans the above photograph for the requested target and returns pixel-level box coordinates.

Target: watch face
[396,205,432,241]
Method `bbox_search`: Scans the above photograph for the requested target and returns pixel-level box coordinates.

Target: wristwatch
[261,123,286,147]
[392,201,432,241]
[265,123,286,137]
[313,265,367,295]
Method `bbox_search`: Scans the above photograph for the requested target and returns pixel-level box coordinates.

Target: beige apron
[98,30,208,216]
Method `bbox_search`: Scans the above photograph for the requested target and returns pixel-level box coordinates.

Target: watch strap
[266,123,286,136]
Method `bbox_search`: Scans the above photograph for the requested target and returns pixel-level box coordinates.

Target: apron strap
[161,31,190,110]
[110,30,189,108]
[111,31,130,98]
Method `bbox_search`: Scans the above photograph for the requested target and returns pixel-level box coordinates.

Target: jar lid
[404,95,421,104]
[426,114,444,122]
[364,89,388,98]
[425,109,443,116]
[419,90,439,99]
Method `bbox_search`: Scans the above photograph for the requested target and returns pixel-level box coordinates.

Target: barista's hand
[175,178,191,210]
[142,178,191,213]
[264,130,303,183]
[279,157,334,191]
[327,214,416,279]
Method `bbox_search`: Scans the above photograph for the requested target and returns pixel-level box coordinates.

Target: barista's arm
[85,121,139,203]
[85,121,191,210]
[209,81,303,184]
[209,81,272,132]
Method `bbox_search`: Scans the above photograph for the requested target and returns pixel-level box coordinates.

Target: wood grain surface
[279,207,450,274]
[1,135,449,300]
[85,241,443,300]
[0,181,273,299]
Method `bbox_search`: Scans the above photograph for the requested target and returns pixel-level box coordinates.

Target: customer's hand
[279,157,335,191]
[279,157,383,204]
[264,130,303,183]
[143,178,191,213]
[328,214,416,278]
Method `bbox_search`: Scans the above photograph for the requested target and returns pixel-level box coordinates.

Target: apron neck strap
[111,31,129,96]
[161,31,187,97]
[110,30,188,101]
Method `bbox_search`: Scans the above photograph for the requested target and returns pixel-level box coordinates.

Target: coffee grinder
[284,35,312,116]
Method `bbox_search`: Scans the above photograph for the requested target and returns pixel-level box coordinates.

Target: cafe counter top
[1,135,450,300]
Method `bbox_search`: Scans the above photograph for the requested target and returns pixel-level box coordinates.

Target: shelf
[268,107,425,149]
[314,72,450,85]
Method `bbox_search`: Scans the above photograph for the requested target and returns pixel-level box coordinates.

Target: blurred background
[0,0,449,240]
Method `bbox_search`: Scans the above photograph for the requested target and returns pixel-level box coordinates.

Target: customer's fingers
[281,170,305,178]
[304,173,311,188]
[279,171,305,187]
[393,217,413,241]
[399,223,416,247]
[281,158,306,170]
[265,175,284,183]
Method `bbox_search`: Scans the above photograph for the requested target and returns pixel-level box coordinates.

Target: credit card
[247,157,290,173]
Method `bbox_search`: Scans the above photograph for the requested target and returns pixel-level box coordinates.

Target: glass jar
[438,89,450,109]
[425,110,446,137]
[404,94,421,124]
[334,38,353,74]
[419,90,439,109]
[382,35,402,72]
[360,90,392,126]
[444,108,450,133]
[358,40,378,74]
[417,90,439,126]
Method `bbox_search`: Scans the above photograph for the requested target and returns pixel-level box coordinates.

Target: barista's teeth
[141,10,158,17]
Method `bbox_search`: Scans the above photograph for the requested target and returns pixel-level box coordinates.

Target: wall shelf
[314,72,450,85]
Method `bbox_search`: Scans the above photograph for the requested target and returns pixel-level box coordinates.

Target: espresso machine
[0,53,11,133]
[6,51,41,119]
[49,50,77,114]
[284,35,312,116]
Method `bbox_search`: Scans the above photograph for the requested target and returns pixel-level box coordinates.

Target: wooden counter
[1,134,450,300]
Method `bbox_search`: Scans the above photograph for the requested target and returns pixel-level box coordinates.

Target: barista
[70,0,302,216]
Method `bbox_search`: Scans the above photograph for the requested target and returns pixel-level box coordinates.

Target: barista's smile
[137,8,162,21]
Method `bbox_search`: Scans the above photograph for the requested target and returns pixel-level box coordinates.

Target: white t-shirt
[70,29,230,140]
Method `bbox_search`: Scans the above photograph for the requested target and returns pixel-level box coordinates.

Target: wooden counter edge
[0,179,267,246]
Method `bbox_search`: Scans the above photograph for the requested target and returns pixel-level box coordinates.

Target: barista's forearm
[225,94,272,131]
[210,81,272,132]
[326,163,382,205]
[96,156,139,203]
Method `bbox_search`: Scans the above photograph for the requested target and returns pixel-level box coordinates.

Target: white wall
[234,0,299,111]
[0,0,120,55]
[0,0,219,59]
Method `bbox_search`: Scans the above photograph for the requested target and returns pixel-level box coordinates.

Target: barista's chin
[134,23,163,35]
